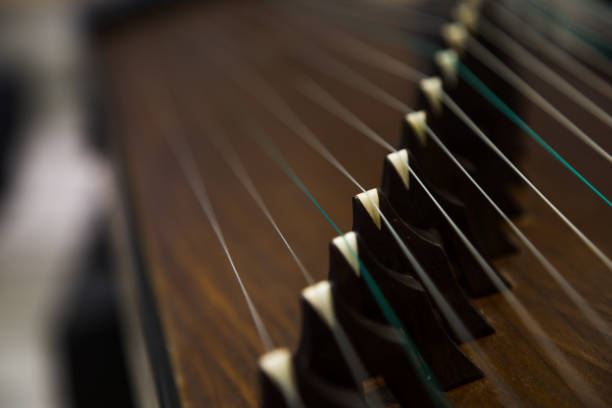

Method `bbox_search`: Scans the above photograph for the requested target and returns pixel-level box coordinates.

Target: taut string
[271,3,612,207]
[151,86,275,353]
[188,27,450,405]
[294,75,605,407]
[201,119,315,286]
[478,17,612,129]
[300,75,612,346]
[488,2,612,101]
[281,15,612,266]
[236,107,449,408]
[497,0,612,76]
[465,36,612,165]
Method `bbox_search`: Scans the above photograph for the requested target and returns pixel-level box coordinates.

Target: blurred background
[0,1,134,407]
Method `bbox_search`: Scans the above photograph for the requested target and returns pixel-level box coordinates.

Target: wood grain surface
[94,1,612,406]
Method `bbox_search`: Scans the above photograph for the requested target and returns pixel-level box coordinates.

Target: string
[205,124,387,408]
[269,31,421,111]
[128,2,608,404]
[442,90,612,270]
[154,94,275,353]
[274,1,612,208]
[488,1,612,101]
[502,0,612,53]
[455,60,612,208]
[202,122,315,286]
[235,107,448,408]
[300,76,612,344]
[422,123,612,343]
[295,3,612,241]
[512,0,612,56]
[291,0,612,207]
[478,17,612,128]
[215,34,584,402]
[271,15,612,272]
[243,7,426,103]
[190,22,449,404]
[289,2,445,53]
[465,36,612,166]
[158,61,391,408]
[557,0,612,26]
[223,46,516,402]
[295,75,606,407]
[165,45,393,407]
[278,1,436,56]
[325,306,390,408]
[535,0,612,27]
[247,63,482,350]
[260,0,609,333]
[314,27,427,83]
[294,0,446,34]
[271,24,612,394]
[497,0,612,76]
[295,77,529,404]
[345,0,450,25]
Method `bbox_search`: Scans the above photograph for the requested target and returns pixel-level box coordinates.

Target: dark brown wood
[292,293,368,408]
[352,190,495,340]
[399,117,519,260]
[381,152,507,298]
[95,1,612,406]
[329,231,483,390]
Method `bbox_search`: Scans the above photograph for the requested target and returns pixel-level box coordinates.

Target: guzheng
[90,0,612,406]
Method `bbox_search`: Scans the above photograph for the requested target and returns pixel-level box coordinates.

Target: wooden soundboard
[94,1,612,406]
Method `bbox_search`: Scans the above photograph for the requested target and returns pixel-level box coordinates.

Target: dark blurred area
[57,219,135,408]
[0,2,134,407]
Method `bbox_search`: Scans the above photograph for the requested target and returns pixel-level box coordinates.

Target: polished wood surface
[95,2,612,406]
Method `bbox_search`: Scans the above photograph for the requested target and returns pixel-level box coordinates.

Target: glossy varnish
[95,2,612,406]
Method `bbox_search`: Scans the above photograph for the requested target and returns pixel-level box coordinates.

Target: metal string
[234,111,442,408]
[154,94,275,353]
[206,36,588,403]
[290,14,612,268]
[172,45,396,404]
[497,0,612,76]
[295,76,605,407]
[466,36,612,165]
[125,2,611,405]
[300,77,612,346]
[478,17,612,128]
[443,84,612,269]
[489,1,612,101]
[511,0,612,55]
[202,121,315,286]
[187,23,449,405]
[272,0,612,207]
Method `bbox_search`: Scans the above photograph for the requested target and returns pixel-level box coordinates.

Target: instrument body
[94,1,612,406]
